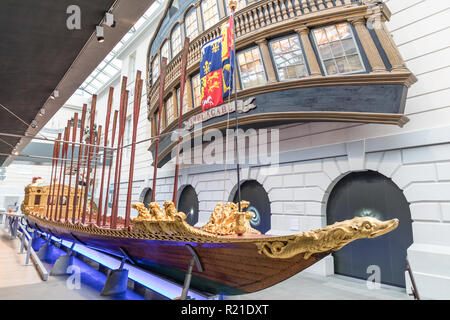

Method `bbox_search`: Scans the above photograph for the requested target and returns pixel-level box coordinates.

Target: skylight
[75,0,162,97]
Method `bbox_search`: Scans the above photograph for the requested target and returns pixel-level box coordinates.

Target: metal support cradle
[17,220,48,281]
[175,244,203,300]
[100,247,135,296]
[50,242,76,276]
[37,233,53,260]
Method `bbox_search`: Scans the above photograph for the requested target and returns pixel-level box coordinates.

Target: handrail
[17,221,49,281]
[406,256,420,300]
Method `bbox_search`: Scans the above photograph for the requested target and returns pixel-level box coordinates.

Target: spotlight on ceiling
[12,151,19,156]
[96,26,105,43]
[31,120,38,129]
[105,13,116,28]
[50,90,59,100]
[39,107,46,116]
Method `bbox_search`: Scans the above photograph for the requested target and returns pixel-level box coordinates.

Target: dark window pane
[324,59,337,75]
[342,38,357,55]
[347,54,363,71]
[319,44,332,60]
[331,41,345,57]
[335,57,350,73]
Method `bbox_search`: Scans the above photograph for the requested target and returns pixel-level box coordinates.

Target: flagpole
[230,0,242,213]
[151,57,168,203]
[172,38,190,204]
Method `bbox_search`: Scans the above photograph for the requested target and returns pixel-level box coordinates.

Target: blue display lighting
[37,232,210,300]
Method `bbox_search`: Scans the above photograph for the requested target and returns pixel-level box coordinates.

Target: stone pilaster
[296,26,323,77]
[349,17,386,73]
[255,38,277,83]
[368,13,408,72]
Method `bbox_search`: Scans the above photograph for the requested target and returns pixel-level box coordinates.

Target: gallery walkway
[0,228,42,290]
[0,228,149,300]
[227,272,411,300]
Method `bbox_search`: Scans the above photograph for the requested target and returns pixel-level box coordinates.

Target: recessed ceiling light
[105,13,116,28]
[96,26,105,43]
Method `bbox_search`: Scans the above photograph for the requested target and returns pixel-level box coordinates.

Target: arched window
[151,55,160,85]
[161,40,171,62]
[232,180,271,234]
[327,171,413,287]
[185,7,199,40]
[140,188,153,210]
[201,0,219,31]
[171,24,182,57]
[177,185,199,226]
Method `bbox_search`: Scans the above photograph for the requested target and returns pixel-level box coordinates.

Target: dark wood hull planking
[27,217,329,295]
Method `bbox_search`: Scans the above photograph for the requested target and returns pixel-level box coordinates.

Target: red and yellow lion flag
[200,16,234,112]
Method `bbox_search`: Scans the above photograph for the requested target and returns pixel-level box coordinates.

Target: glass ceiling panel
[96,72,110,83]
[104,65,118,75]
[112,41,124,53]
[90,78,103,88]
[121,32,133,43]
[134,17,147,30]
[85,84,97,92]
[74,0,162,97]
[110,59,122,68]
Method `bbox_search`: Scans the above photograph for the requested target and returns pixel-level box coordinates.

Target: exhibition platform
[0,219,410,300]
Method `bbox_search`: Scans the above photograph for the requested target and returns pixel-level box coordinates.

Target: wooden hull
[25,214,329,295]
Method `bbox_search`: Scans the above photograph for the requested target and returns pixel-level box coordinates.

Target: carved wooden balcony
[146,0,417,167]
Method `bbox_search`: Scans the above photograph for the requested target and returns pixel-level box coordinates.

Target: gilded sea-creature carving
[201,200,261,235]
[149,202,165,220]
[163,201,187,222]
[131,203,151,221]
[256,217,399,259]
[132,201,186,223]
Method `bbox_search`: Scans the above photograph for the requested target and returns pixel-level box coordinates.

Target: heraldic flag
[200,16,234,112]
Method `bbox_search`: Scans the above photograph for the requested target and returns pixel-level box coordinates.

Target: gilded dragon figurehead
[257,216,399,260]
[342,216,399,239]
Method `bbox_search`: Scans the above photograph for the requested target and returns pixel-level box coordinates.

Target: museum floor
[0,228,411,300]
